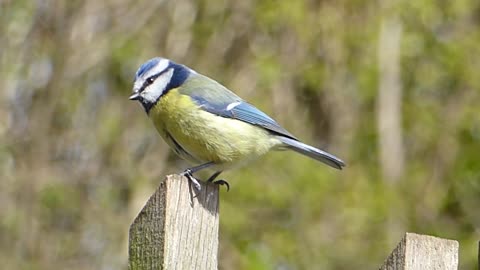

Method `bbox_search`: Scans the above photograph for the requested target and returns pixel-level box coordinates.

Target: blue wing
[191,95,297,140]
[178,73,297,139]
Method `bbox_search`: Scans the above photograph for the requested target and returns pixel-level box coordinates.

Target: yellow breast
[149,89,280,170]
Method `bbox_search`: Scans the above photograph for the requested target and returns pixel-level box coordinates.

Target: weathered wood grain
[380,232,458,270]
[128,174,219,270]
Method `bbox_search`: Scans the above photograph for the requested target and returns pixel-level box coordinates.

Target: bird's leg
[214,180,230,191]
[182,169,202,191]
[207,171,230,191]
[206,171,222,182]
[182,162,215,191]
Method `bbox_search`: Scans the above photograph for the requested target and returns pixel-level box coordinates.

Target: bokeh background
[1,0,479,269]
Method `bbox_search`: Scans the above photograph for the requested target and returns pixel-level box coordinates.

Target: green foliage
[1,0,479,269]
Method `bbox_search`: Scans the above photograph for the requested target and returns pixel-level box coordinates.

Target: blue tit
[129,57,345,190]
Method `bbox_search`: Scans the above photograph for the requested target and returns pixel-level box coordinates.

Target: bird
[129,57,345,191]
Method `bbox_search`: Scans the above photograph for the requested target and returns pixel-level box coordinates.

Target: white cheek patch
[144,59,170,79]
[141,68,175,103]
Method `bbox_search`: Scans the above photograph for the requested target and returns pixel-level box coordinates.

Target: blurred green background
[1,0,479,269]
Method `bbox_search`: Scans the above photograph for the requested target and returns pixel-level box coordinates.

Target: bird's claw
[182,169,202,191]
[213,180,230,191]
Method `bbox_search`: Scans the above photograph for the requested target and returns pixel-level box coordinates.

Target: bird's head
[130,57,191,113]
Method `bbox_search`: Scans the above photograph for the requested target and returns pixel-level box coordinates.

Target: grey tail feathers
[277,136,345,170]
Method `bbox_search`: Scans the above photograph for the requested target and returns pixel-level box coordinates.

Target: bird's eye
[146,77,155,84]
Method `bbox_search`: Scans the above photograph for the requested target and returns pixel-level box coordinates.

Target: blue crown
[135,57,162,79]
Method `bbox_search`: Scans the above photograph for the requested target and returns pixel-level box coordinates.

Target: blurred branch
[377,15,404,183]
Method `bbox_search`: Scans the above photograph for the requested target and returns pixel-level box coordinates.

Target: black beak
[129,93,140,100]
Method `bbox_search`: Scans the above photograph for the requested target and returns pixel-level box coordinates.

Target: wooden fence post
[128,174,219,270]
[380,232,459,270]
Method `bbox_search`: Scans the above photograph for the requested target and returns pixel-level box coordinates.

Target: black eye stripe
[139,68,172,93]
[141,74,160,91]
